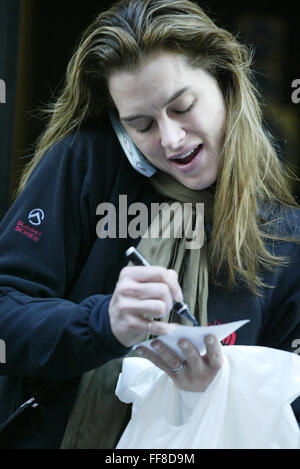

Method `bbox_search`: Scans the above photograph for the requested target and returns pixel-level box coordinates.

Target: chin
[180,175,217,191]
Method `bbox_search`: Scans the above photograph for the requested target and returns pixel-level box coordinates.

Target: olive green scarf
[60,171,214,449]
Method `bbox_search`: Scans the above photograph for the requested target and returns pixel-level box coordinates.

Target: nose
[159,117,186,151]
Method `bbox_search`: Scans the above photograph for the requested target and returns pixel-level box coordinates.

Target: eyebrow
[121,86,192,123]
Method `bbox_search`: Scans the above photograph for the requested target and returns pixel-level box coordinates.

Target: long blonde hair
[18,0,299,294]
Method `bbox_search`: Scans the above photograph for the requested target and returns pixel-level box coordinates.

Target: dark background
[0,0,299,220]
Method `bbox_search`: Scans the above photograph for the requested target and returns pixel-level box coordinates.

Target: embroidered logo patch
[28,208,45,226]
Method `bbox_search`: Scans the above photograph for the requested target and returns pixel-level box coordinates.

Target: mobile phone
[109,109,157,177]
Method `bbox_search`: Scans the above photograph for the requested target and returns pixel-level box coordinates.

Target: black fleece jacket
[0,117,299,448]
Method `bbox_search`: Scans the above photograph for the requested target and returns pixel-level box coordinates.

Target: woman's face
[108,51,226,190]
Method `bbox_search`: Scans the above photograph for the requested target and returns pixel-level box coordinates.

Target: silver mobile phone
[109,109,157,177]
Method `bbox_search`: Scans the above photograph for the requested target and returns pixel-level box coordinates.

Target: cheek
[214,103,226,139]
[198,97,226,141]
[132,136,162,163]
[144,151,165,169]
[202,112,225,149]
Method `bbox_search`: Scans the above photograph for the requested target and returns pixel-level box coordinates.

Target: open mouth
[171,144,203,165]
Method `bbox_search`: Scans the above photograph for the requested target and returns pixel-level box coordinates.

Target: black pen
[125,247,199,326]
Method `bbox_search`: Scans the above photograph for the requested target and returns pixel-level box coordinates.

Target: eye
[174,102,195,115]
[135,121,154,134]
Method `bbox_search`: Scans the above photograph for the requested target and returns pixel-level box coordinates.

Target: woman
[0,0,299,449]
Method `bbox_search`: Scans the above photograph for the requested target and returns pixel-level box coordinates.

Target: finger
[110,312,153,347]
[119,297,169,319]
[178,339,204,372]
[120,266,183,302]
[205,335,223,370]
[136,343,183,377]
[121,281,173,310]
[149,321,179,337]
[150,339,184,371]
[167,269,183,302]
[136,345,172,374]
[120,265,170,282]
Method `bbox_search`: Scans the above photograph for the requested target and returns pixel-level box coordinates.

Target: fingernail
[179,340,189,349]
[152,341,161,351]
[206,335,215,344]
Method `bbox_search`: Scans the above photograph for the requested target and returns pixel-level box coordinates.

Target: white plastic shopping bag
[115,346,300,449]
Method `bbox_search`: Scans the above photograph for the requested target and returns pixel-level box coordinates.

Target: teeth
[175,145,200,160]
[176,149,194,159]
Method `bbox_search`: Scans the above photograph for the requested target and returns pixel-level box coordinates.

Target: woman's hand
[108,265,183,347]
[136,334,223,392]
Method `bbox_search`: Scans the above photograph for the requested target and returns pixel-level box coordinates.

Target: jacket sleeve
[260,212,300,355]
[259,225,300,425]
[0,136,130,381]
